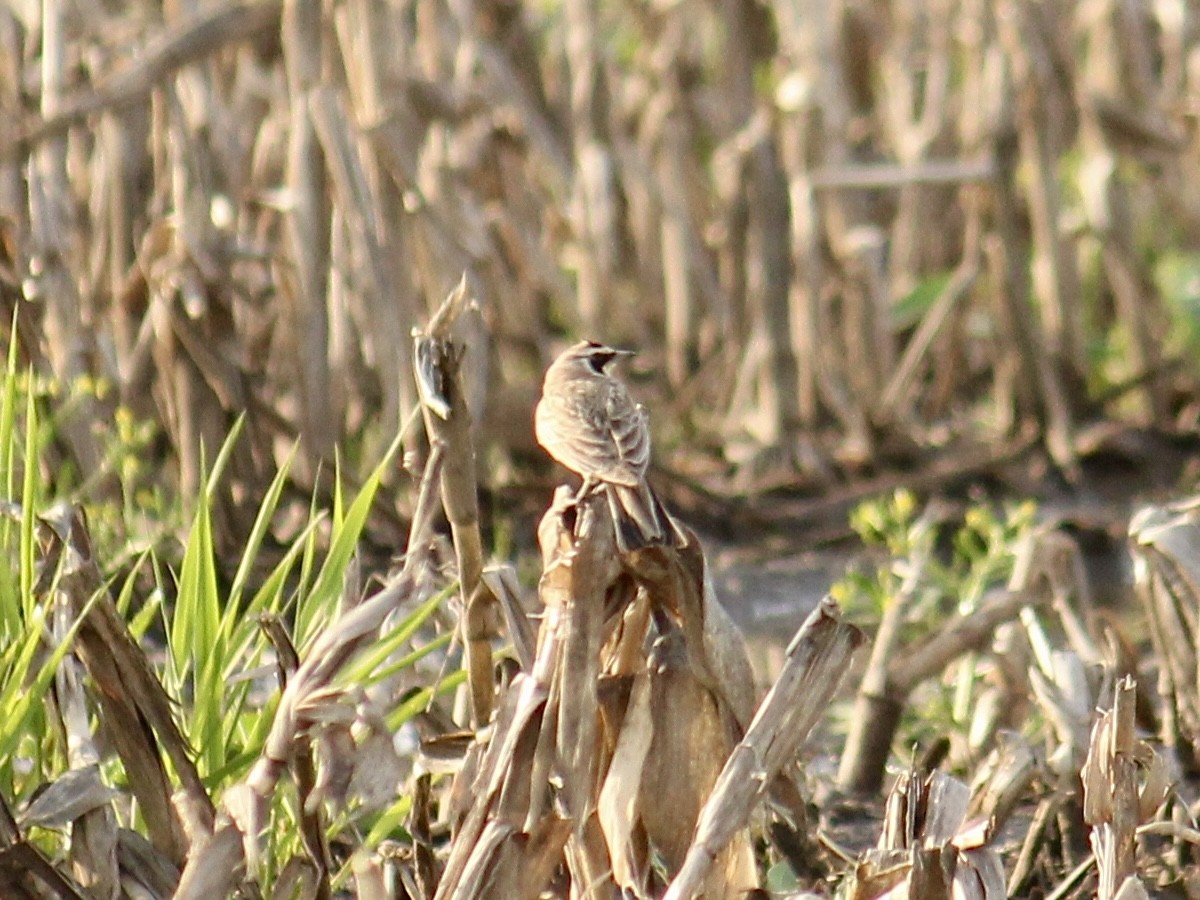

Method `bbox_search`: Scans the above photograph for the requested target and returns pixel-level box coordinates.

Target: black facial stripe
[586,351,616,373]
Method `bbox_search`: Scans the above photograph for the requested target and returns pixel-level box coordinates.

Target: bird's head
[569,340,634,375]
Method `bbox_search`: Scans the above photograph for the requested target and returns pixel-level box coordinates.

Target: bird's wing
[535,381,649,487]
[605,391,651,479]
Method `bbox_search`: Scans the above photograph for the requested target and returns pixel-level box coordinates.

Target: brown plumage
[534,340,677,550]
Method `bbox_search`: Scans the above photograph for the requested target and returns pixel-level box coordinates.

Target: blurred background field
[4,0,1200,563]
[4,1,1200,895]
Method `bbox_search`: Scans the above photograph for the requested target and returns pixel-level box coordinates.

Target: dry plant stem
[564,0,608,330]
[1129,501,1200,759]
[838,229,890,417]
[990,11,1078,475]
[1008,12,1084,376]
[565,815,620,900]
[416,281,493,727]
[542,495,621,891]
[37,507,212,866]
[308,82,405,440]
[785,0,877,440]
[6,1,283,157]
[282,0,334,463]
[1043,856,1099,900]
[173,824,244,900]
[1008,793,1064,897]
[870,768,1009,896]
[28,0,103,486]
[879,253,979,415]
[839,581,1054,794]
[449,3,570,184]
[711,107,752,342]
[967,736,1038,837]
[663,597,864,900]
[659,98,695,384]
[631,620,755,894]
[754,135,800,442]
[880,7,951,297]
[411,773,436,899]
[707,104,792,438]
[810,158,995,188]
[0,27,19,257]
[436,492,620,900]
[838,509,936,792]
[50,604,119,897]
[351,853,389,900]
[157,74,256,545]
[1101,682,1139,897]
[554,507,607,826]
[433,680,565,900]
[893,587,1051,693]
[332,0,419,438]
[1082,676,1168,900]
[0,796,18,849]
[484,567,536,671]
[1078,3,1167,423]
[405,441,446,568]
[0,839,89,900]
[262,619,332,899]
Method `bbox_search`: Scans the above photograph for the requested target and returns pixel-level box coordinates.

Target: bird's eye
[586,353,611,374]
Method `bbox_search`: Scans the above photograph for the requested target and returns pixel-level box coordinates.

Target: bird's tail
[604,480,685,553]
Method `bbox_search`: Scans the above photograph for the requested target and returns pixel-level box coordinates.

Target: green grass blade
[362,631,454,687]
[362,795,414,846]
[287,486,323,624]
[0,333,21,640]
[341,585,454,685]
[203,416,246,501]
[222,513,323,673]
[295,430,403,645]
[0,313,19,500]
[387,667,469,730]
[173,472,225,775]
[0,585,104,771]
[18,377,38,621]
[113,548,152,619]
[225,441,299,620]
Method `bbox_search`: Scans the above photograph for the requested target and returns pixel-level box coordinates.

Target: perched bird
[534,340,679,551]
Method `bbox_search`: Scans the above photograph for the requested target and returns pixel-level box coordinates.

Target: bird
[534,340,680,551]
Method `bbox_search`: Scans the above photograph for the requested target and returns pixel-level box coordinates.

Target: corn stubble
[8,290,1200,900]
[6,0,1200,891]
[423,290,864,898]
[0,436,861,899]
[0,285,866,899]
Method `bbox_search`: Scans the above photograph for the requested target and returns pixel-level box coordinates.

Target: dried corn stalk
[438,479,770,899]
[664,596,864,900]
[414,279,497,727]
[1130,498,1200,763]
[1081,677,1170,900]
[35,505,213,868]
[839,526,1085,793]
[843,768,1006,900]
